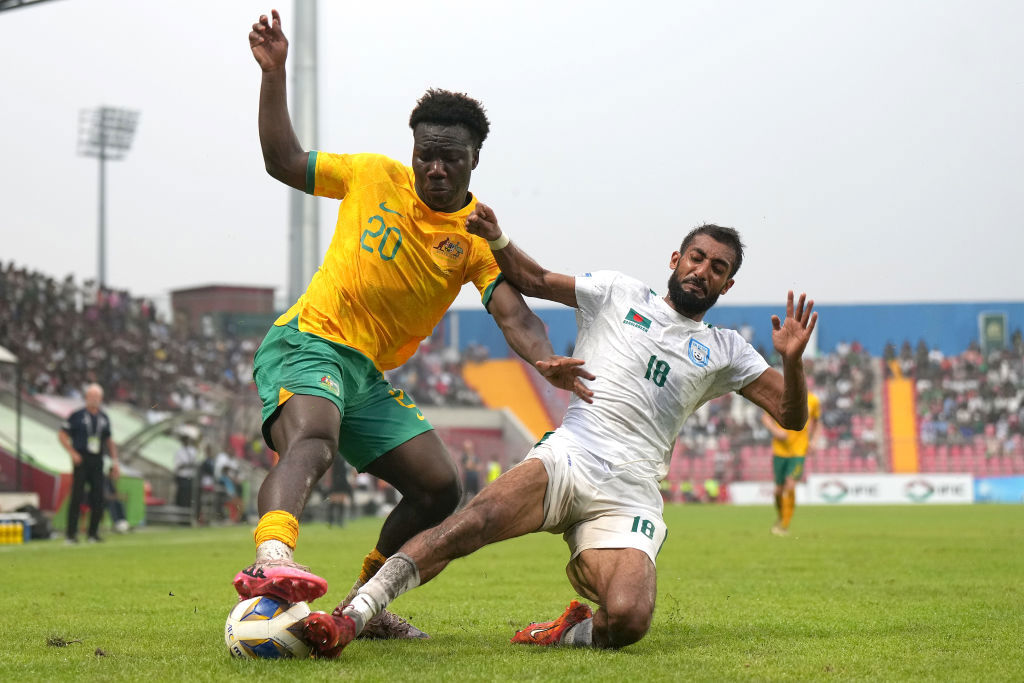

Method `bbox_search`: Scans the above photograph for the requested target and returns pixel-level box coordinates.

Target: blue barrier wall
[443,301,1024,358]
[975,476,1024,504]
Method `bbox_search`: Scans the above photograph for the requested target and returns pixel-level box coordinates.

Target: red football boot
[511,600,593,646]
[302,611,357,659]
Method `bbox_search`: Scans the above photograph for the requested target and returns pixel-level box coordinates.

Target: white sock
[343,593,379,634]
[255,539,292,562]
[562,618,594,647]
[342,553,420,634]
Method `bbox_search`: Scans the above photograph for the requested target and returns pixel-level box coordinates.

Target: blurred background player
[325,206,816,654]
[238,10,593,649]
[215,444,244,523]
[458,440,482,507]
[58,383,119,544]
[104,461,130,534]
[325,455,354,528]
[173,434,199,510]
[762,388,820,535]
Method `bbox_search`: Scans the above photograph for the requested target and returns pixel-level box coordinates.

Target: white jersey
[558,270,769,481]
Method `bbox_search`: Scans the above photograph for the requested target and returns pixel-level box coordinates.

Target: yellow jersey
[274,152,502,370]
[770,392,821,457]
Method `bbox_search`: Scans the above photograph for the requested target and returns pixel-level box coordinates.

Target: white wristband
[487,232,510,251]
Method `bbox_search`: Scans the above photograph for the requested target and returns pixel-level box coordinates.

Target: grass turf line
[1,504,1021,681]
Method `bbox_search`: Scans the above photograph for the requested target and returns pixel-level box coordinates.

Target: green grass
[2,505,1022,681]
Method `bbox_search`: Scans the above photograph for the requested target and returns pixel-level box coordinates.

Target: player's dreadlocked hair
[409,89,490,149]
[680,224,745,277]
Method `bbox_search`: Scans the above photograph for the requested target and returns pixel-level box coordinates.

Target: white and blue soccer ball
[225,596,312,659]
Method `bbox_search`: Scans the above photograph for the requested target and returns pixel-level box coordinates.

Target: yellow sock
[358,548,388,584]
[781,490,795,529]
[774,493,782,518]
[253,510,300,549]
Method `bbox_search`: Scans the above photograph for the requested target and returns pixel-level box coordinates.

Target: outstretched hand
[771,291,817,362]
[535,356,596,404]
[466,203,502,242]
[249,9,288,71]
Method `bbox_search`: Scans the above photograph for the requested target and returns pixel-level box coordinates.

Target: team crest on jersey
[687,339,711,367]
[318,374,341,397]
[433,236,465,263]
[623,308,652,332]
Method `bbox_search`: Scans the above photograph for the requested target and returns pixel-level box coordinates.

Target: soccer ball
[224,596,312,659]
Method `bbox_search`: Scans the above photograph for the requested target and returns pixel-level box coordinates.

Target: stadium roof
[0,0,61,11]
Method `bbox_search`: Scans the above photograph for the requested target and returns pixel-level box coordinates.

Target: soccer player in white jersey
[305,204,816,654]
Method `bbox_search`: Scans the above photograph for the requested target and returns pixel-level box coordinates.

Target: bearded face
[667,269,721,317]
[664,234,737,318]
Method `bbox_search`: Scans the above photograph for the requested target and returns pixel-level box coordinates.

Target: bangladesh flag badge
[623,308,652,332]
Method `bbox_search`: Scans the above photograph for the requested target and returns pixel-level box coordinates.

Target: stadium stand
[900,335,1024,474]
[664,333,1024,496]
[0,262,495,525]
[384,339,484,408]
[0,263,274,525]
[669,344,883,496]
[3,259,1023,520]
[461,358,554,439]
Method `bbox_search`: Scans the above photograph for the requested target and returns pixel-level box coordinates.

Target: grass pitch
[3,504,1022,681]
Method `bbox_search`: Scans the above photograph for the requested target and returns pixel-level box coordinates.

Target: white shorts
[525,430,667,565]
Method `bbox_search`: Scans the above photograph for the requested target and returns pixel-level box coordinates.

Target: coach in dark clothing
[58,383,119,543]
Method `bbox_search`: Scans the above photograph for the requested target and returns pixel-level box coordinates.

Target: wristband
[487,232,510,251]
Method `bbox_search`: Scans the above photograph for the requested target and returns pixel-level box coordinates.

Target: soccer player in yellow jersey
[762,390,820,536]
[238,10,593,653]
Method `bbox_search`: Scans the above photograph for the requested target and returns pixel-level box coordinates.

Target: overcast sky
[2,0,1021,313]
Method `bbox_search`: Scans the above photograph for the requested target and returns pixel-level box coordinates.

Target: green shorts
[253,319,433,472]
[772,455,805,486]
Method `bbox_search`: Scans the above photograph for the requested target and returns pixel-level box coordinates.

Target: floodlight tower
[77,106,139,289]
[288,0,320,303]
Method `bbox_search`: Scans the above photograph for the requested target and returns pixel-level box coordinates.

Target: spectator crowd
[890,334,1024,458]
[0,262,486,477]
[0,262,257,411]
[4,260,1022,490]
[674,341,881,485]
